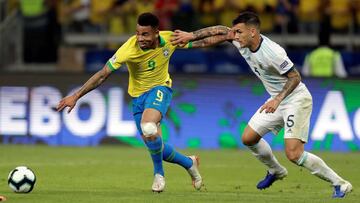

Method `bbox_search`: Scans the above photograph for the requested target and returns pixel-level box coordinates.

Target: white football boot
[333,180,353,198]
[187,156,203,190]
[152,173,165,193]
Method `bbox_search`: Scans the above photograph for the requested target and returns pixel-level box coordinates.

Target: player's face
[136,25,159,49]
[232,23,255,48]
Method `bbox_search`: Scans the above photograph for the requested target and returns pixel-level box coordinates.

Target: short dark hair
[232,12,260,28]
[137,12,159,28]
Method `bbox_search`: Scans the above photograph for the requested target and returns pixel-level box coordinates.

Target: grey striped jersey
[232,35,307,99]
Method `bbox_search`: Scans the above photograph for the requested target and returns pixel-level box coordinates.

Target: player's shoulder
[124,35,137,46]
[261,35,287,56]
[117,35,138,52]
[113,35,138,60]
[261,35,283,50]
[159,31,173,42]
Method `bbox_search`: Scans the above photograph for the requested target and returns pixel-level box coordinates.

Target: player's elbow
[290,71,301,87]
[294,75,301,86]
[296,72,302,82]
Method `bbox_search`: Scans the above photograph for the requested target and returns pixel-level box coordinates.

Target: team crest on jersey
[163,48,169,57]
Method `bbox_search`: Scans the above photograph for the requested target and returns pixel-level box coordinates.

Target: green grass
[0,145,358,202]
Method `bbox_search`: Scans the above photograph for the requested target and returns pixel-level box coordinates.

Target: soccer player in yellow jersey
[56,13,202,192]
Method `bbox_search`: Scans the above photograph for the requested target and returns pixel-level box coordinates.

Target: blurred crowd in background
[0,0,360,76]
[4,0,360,35]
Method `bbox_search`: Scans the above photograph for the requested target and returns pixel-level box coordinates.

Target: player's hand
[56,94,78,113]
[171,30,194,46]
[260,98,281,113]
[227,29,235,40]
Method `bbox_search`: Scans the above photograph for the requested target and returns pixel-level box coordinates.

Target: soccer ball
[8,166,36,193]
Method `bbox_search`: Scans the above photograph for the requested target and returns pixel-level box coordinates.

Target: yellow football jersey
[107,31,191,97]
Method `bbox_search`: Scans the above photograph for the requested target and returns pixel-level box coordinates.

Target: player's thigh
[132,93,147,134]
[281,91,312,143]
[142,108,162,123]
[133,112,143,134]
[247,104,284,138]
[143,86,173,121]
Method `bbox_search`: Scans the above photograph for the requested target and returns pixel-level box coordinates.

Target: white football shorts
[248,88,313,142]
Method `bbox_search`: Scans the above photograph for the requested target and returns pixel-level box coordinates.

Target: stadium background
[0,0,360,151]
[0,1,360,202]
[1,0,360,151]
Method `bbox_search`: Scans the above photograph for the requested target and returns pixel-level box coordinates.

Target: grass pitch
[0,145,358,203]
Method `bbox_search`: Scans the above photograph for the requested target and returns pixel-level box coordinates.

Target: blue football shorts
[132,86,172,134]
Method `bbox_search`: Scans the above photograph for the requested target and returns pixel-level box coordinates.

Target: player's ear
[154,28,159,37]
[251,27,256,38]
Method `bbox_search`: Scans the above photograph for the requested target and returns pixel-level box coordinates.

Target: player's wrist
[274,97,282,102]
[190,32,196,41]
[73,92,81,100]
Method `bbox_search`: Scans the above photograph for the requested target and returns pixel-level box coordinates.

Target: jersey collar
[141,35,166,51]
[159,35,166,47]
[250,36,263,53]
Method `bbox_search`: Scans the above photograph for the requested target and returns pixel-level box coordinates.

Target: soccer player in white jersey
[171,11,352,198]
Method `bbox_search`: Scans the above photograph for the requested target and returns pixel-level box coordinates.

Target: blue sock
[145,136,164,176]
[163,143,193,169]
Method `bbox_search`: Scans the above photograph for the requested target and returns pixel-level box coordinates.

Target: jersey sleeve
[173,40,192,49]
[268,45,294,75]
[175,41,192,49]
[106,38,132,71]
[166,31,193,49]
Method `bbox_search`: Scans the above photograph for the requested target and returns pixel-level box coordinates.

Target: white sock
[297,151,344,185]
[247,138,285,174]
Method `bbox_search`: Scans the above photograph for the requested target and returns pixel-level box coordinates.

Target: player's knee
[242,133,259,146]
[285,149,302,163]
[141,122,158,138]
[242,125,261,146]
[242,135,254,146]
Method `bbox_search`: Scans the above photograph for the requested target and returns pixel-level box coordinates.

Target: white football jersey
[232,35,307,99]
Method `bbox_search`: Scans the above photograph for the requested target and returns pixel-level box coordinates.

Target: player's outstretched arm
[191,35,232,48]
[171,25,232,45]
[56,64,112,113]
[192,25,232,39]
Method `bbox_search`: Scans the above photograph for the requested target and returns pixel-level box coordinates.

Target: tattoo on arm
[75,66,111,99]
[193,25,231,40]
[192,35,230,48]
[275,68,301,102]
